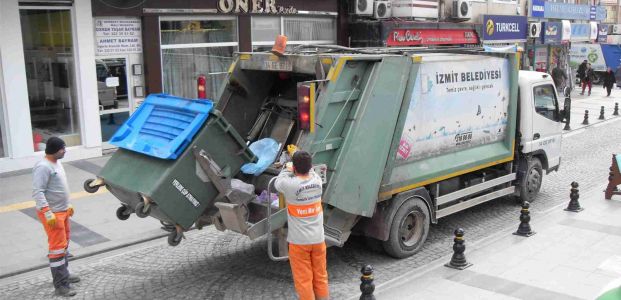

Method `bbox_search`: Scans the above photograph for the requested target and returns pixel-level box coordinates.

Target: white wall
[0,0,33,160]
[74,0,102,148]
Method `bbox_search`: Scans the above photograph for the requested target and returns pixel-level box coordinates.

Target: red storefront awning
[387,29,479,46]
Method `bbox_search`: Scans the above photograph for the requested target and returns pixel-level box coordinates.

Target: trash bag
[241,138,279,176]
[231,179,255,194]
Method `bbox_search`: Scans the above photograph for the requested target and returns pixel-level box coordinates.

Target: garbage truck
[84,48,570,259]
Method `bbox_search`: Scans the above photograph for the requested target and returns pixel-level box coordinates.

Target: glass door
[96,57,131,149]
[20,7,82,149]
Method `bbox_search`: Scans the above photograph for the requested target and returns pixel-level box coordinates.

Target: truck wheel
[135,202,151,218]
[168,230,183,247]
[382,198,430,259]
[83,179,100,193]
[116,206,131,221]
[519,157,543,203]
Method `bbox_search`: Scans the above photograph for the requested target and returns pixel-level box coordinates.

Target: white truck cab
[516,71,569,201]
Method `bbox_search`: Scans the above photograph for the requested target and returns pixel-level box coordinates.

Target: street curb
[0,232,168,281]
[345,188,601,300]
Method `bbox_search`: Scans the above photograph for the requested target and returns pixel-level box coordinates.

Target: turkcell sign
[482,15,527,42]
[544,2,606,21]
[541,22,562,44]
[530,0,545,18]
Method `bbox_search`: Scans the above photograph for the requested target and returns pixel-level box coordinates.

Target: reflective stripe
[287,201,322,218]
[49,259,66,268]
[49,249,66,255]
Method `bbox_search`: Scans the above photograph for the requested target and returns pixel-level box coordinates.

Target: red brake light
[297,84,312,131]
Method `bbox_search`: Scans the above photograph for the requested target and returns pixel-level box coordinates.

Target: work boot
[67,274,81,283]
[54,286,76,297]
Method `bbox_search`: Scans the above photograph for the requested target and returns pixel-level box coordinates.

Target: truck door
[530,83,563,170]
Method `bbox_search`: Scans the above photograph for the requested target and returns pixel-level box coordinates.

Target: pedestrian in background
[551,63,567,91]
[274,150,329,300]
[615,64,621,88]
[603,67,616,97]
[577,60,588,83]
[581,63,594,96]
[33,137,80,297]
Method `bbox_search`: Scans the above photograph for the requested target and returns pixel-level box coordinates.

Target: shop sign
[94,18,142,55]
[571,23,592,42]
[530,0,545,18]
[562,20,572,41]
[598,24,608,43]
[217,0,297,14]
[534,46,548,72]
[541,22,562,44]
[482,15,527,43]
[387,29,478,46]
[544,2,606,21]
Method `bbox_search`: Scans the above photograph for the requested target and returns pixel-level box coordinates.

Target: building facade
[0,0,343,173]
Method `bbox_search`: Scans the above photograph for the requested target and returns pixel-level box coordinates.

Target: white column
[0,0,33,158]
[73,0,102,148]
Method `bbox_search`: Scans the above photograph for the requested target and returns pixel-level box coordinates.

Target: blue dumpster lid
[109,94,213,159]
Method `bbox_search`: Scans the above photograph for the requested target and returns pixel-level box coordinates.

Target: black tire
[168,231,182,247]
[83,179,100,193]
[592,73,602,85]
[116,206,131,221]
[519,157,543,203]
[135,202,151,218]
[382,198,430,259]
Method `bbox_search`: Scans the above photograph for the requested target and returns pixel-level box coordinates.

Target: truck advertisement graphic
[398,57,510,161]
[569,44,607,71]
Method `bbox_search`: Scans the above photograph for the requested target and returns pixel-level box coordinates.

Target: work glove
[42,207,57,227]
[287,144,298,156]
[67,204,74,217]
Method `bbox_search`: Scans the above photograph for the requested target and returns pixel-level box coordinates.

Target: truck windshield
[533,84,559,121]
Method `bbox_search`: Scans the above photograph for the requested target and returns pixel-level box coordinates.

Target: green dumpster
[97,95,256,230]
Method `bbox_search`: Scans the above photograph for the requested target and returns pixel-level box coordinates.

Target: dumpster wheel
[116,206,131,221]
[83,178,102,193]
[135,202,152,218]
[168,229,184,246]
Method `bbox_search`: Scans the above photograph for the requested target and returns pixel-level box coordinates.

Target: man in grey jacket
[33,137,80,297]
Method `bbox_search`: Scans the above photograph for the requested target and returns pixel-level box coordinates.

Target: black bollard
[565,182,584,212]
[445,228,472,270]
[582,110,589,125]
[513,201,536,237]
[614,103,619,116]
[359,265,376,300]
[599,106,605,120]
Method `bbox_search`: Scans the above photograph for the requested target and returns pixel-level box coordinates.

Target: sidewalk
[564,85,620,133]
[0,155,167,279]
[374,184,621,300]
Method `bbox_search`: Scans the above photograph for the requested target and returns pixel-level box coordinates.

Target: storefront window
[161,18,238,100]
[251,16,336,51]
[96,58,131,146]
[20,9,81,149]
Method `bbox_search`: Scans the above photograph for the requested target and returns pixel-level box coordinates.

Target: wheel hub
[398,211,424,247]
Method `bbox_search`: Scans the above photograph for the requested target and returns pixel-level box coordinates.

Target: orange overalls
[37,209,71,288]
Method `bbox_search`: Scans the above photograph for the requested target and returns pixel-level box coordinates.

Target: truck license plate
[264,60,292,71]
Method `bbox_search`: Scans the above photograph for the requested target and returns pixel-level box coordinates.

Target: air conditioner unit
[613,24,621,34]
[351,0,373,16]
[529,23,542,38]
[374,1,392,19]
[452,0,472,20]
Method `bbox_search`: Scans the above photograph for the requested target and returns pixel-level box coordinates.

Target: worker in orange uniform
[32,137,80,297]
[274,150,329,300]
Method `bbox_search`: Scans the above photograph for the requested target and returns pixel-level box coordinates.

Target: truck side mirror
[563,86,571,98]
[562,97,571,123]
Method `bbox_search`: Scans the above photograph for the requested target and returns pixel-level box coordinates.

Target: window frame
[532,84,560,121]
[250,15,337,50]
[159,15,239,98]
